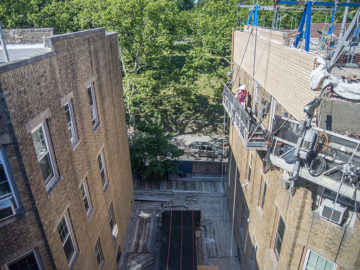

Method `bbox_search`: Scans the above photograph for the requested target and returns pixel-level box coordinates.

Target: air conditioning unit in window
[0,198,15,221]
[320,199,347,225]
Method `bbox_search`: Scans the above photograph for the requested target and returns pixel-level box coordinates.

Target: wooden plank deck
[119,176,241,270]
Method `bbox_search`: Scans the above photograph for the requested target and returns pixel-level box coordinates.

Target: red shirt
[236,90,247,103]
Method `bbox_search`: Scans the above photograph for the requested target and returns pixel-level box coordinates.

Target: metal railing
[269,116,360,201]
[223,84,266,150]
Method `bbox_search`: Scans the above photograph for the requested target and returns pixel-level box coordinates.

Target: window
[303,250,336,270]
[0,150,19,221]
[260,180,267,209]
[252,242,258,263]
[116,246,121,265]
[64,101,79,147]
[7,250,42,270]
[247,152,252,182]
[273,215,285,260]
[31,123,58,188]
[57,214,77,264]
[107,203,116,232]
[80,180,92,217]
[94,238,104,267]
[87,83,99,129]
[98,151,108,189]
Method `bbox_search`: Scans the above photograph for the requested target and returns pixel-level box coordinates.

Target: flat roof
[0,44,51,64]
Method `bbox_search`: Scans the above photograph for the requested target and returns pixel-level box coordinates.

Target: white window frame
[302,250,336,270]
[98,151,108,190]
[247,152,252,182]
[87,83,99,130]
[0,150,19,221]
[6,249,43,270]
[57,213,78,265]
[94,238,105,267]
[31,123,58,190]
[64,100,79,147]
[80,179,93,218]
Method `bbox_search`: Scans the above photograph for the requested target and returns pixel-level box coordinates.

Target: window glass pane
[0,163,7,182]
[80,184,86,198]
[88,87,93,106]
[57,218,69,243]
[65,105,74,139]
[0,182,11,197]
[32,127,48,160]
[324,261,335,270]
[84,197,89,212]
[39,154,53,181]
[0,199,14,220]
[98,154,103,170]
[261,183,267,208]
[64,237,75,262]
[305,251,335,270]
[316,256,327,270]
[8,251,40,270]
[0,163,11,197]
[305,252,318,270]
[95,240,104,265]
[108,206,114,229]
[274,235,282,259]
[274,216,285,259]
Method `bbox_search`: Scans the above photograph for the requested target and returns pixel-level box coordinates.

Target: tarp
[309,56,360,100]
[159,211,201,270]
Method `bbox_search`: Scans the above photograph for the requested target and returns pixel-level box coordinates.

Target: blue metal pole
[328,7,336,35]
[254,5,259,26]
[354,25,360,38]
[246,9,254,25]
[305,1,312,52]
[294,5,307,48]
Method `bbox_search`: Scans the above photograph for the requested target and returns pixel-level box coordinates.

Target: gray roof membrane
[0,44,50,64]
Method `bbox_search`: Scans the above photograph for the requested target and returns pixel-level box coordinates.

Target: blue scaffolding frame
[244,1,360,52]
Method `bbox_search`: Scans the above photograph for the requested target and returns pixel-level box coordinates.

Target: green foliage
[129,119,183,180]
[176,0,194,11]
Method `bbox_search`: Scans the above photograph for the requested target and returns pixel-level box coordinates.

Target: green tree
[129,118,183,180]
[176,0,194,11]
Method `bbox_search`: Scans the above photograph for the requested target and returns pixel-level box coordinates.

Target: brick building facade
[226,27,360,270]
[0,28,133,269]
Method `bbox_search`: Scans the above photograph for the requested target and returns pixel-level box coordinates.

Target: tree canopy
[0,0,346,179]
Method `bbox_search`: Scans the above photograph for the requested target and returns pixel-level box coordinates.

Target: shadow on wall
[227,152,259,270]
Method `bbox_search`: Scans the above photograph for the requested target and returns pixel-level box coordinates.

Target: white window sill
[87,208,94,221]
[103,181,109,193]
[46,175,61,195]
[71,138,81,151]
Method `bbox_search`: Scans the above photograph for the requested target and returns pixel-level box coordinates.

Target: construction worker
[236,84,247,106]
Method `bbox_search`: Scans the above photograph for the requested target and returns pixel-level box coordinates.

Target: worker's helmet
[239,84,246,91]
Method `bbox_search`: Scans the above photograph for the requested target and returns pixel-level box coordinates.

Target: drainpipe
[0,24,10,62]
[339,0,350,40]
